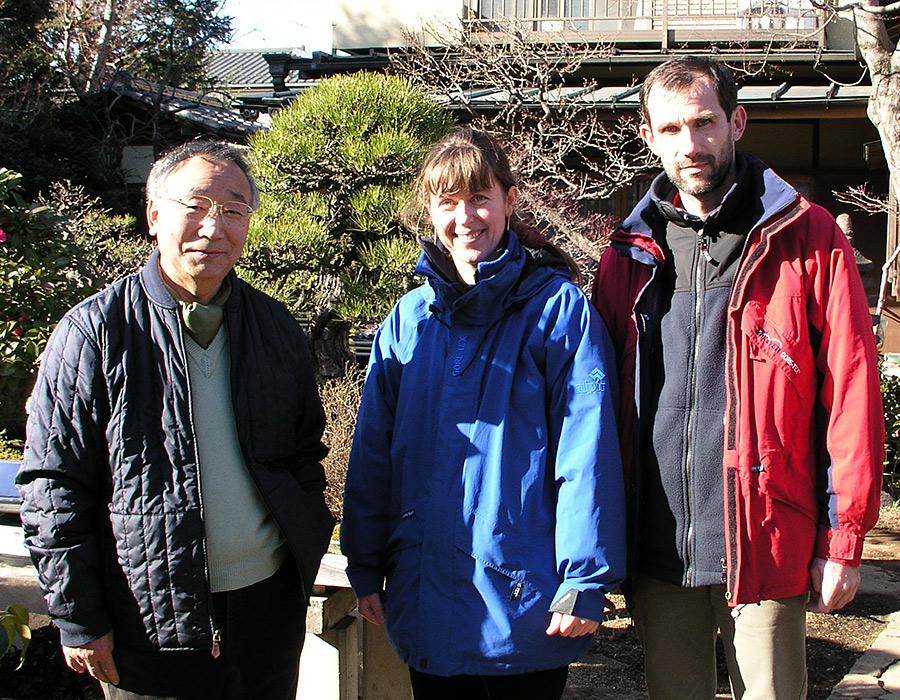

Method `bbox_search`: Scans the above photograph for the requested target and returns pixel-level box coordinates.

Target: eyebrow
[184,187,249,202]
[655,109,719,131]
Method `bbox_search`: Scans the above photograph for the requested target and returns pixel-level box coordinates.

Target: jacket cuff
[550,586,608,623]
[345,565,385,599]
[815,527,865,566]
[53,617,111,649]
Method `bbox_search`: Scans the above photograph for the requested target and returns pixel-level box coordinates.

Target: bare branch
[810,0,900,14]
[834,184,896,216]
[391,15,656,265]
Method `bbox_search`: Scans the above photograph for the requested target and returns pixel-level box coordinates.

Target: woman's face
[428,177,518,285]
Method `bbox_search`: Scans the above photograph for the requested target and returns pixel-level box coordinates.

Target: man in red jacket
[592,55,883,700]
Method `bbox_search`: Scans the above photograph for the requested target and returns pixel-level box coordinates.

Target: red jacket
[592,165,883,604]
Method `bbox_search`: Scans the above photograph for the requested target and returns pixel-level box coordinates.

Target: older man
[591,56,883,699]
[18,140,334,700]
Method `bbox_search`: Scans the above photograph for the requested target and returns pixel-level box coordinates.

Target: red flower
[0,228,6,243]
[11,327,21,337]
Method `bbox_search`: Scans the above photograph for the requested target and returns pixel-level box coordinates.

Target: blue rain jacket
[342,231,626,676]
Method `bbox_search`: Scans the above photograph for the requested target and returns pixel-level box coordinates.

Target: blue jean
[101,557,306,700]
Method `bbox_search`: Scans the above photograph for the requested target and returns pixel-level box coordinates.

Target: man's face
[640,76,747,213]
[146,156,252,303]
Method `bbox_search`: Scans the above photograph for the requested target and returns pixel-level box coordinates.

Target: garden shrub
[43,180,148,289]
[319,365,365,522]
[0,170,94,436]
[881,365,900,502]
[0,174,149,437]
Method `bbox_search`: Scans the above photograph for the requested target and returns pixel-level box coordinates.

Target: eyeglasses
[164,195,253,223]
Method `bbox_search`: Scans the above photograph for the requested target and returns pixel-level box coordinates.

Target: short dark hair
[147,140,259,209]
[639,55,738,127]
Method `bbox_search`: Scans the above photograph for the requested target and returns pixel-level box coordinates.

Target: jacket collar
[612,153,800,267]
[416,230,567,325]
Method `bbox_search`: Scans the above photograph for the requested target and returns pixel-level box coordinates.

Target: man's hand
[63,632,119,686]
[545,612,599,638]
[808,557,861,613]
[356,592,386,625]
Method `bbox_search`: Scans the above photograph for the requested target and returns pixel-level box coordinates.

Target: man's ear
[731,105,747,142]
[639,122,659,156]
[146,199,159,240]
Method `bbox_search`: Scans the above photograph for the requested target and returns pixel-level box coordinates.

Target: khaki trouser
[631,574,808,700]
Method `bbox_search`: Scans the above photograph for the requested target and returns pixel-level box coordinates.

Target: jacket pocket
[740,300,810,390]
[752,450,818,523]
[382,515,422,664]
[738,300,817,452]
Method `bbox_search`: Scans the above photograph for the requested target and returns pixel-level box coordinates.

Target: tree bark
[86,0,118,93]
[854,3,900,200]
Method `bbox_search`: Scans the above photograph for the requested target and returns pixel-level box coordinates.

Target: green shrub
[0,605,30,670]
[0,170,97,435]
[247,73,451,375]
[43,180,149,289]
[881,366,900,501]
[0,435,24,460]
[0,170,93,381]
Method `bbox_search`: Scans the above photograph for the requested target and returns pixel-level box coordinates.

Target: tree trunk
[86,0,117,93]
[308,314,355,379]
[854,4,900,202]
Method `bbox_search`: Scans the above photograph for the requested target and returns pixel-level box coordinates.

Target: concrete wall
[333,0,464,49]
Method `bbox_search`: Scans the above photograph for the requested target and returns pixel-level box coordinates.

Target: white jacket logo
[574,368,606,394]
[755,328,801,374]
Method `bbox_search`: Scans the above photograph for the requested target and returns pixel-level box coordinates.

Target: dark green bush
[881,365,900,502]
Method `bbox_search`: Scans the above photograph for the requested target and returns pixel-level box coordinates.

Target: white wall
[333,0,464,49]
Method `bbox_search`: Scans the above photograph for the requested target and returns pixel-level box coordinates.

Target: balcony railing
[464,0,822,44]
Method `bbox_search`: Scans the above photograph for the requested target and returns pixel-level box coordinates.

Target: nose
[676,126,701,154]
[197,211,225,239]
[454,200,476,225]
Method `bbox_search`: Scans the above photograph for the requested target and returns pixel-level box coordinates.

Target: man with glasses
[18,140,334,700]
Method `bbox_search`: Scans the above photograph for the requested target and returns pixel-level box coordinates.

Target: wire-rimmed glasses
[164,195,253,224]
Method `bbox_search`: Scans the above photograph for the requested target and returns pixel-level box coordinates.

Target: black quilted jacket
[17,249,334,651]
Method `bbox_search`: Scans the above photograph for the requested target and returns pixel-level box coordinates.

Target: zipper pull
[510,582,523,602]
[698,232,714,263]
[211,629,221,658]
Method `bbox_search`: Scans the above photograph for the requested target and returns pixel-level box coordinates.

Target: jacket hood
[613,153,800,264]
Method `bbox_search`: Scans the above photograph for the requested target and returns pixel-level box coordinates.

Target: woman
[341,129,626,700]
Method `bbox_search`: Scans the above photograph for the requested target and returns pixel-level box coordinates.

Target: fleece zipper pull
[698,229,714,264]
[211,629,222,658]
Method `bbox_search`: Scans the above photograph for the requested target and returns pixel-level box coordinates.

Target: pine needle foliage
[245,73,451,336]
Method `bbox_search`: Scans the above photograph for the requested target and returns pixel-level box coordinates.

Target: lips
[679,157,713,173]
[454,229,485,243]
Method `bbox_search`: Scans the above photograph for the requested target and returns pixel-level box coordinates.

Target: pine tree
[245,72,451,376]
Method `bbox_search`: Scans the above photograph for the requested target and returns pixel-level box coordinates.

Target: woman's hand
[356,592,386,625]
[545,612,599,637]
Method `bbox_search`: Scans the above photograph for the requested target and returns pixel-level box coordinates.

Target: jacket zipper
[682,228,708,587]
[721,200,803,602]
[175,317,222,657]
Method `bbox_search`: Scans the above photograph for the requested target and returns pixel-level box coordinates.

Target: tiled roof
[429,82,870,111]
[108,73,265,135]
[206,49,316,91]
